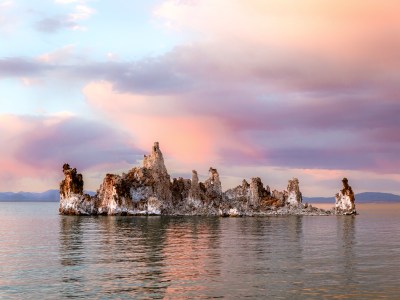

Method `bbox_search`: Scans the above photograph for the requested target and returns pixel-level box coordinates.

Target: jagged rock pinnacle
[59,142,355,216]
[143,141,168,174]
[335,178,356,214]
[204,167,222,194]
[286,178,302,207]
[60,163,84,198]
[59,164,94,215]
[189,170,200,200]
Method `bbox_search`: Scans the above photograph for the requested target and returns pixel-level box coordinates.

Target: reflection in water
[60,216,84,267]
[2,203,400,299]
[336,216,356,286]
[59,216,87,298]
[162,218,222,298]
[58,216,222,298]
[52,206,400,299]
[92,216,170,297]
[217,217,305,298]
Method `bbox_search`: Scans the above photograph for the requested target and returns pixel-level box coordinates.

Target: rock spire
[286,178,302,207]
[335,178,356,214]
[59,142,356,216]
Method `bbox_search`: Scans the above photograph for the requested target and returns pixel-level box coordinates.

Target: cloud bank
[0,0,399,195]
[0,114,141,192]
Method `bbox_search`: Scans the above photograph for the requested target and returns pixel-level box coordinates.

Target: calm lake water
[0,202,399,299]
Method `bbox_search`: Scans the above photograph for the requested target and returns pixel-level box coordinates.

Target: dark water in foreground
[0,203,399,299]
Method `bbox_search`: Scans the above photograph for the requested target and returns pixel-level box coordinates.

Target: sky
[1,0,399,196]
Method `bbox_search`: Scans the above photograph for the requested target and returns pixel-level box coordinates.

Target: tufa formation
[59,142,356,216]
[335,178,356,215]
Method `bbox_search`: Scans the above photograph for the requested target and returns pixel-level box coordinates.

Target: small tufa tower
[143,142,168,175]
[60,163,84,199]
[59,163,95,215]
[286,178,302,207]
[335,178,356,214]
[204,167,222,194]
[188,170,201,200]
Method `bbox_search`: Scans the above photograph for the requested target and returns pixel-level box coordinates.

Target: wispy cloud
[0,0,17,32]
[36,1,95,33]
[34,16,74,33]
[0,1,13,8]
[69,4,94,21]
[37,45,76,64]
[55,0,82,3]
[0,57,51,76]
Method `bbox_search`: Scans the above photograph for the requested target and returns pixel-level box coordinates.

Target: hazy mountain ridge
[304,192,400,203]
[0,190,399,203]
[0,190,96,202]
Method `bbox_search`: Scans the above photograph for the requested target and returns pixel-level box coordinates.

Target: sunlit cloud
[36,1,96,33]
[69,4,95,21]
[83,81,256,168]
[1,0,399,195]
[0,113,141,192]
[37,45,76,64]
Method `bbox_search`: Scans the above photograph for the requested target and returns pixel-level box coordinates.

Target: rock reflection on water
[59,216,308,298]
[57,212,400,299]
[337,216,356,284]
[59,216,223,299]
[3,203,400,299]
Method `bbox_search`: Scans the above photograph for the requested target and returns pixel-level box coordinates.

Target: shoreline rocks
[59,142,356,216]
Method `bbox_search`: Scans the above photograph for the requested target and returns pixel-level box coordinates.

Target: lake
[0,202,399,299]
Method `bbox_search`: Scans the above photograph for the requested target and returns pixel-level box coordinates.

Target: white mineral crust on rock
[249,178,261,208]
[335,178,356,214]
[147,197,162,215]
[336,192,353,210]
[204,167,222,195]
[286,178,302,207]
[59,142,356,217]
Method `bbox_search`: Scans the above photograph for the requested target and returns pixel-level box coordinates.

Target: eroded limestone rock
[286,178,302,207]
[188,170,200,200]
[222,177,281,216]
[204,167,222,203]
[249,177,268,208]
[59,164,95,215]
[143,142,168,174]
[59,142,355,216]
[335,178,356,215]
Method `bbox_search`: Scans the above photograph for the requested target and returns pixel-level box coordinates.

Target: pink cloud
[0,113,141,192]
[74,0,400,180]
[155,0,400,57]
[2,0,400,195]
[153,0,400,95]
[83,81,259,170]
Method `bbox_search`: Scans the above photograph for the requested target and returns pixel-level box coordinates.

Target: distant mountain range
[304,192,400,203]
[0,190,96,202]
[0,190,399,203]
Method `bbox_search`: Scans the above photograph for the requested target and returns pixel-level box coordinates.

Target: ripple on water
[0,203,399,299]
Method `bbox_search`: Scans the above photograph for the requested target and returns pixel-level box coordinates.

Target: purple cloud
[34,17,75,33]
[14,116,142,171]
[1,39,399,176]
[0,57,50,77]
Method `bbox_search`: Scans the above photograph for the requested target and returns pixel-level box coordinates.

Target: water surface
[0,202,399,299]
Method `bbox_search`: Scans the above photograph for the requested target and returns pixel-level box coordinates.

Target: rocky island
[59,142,356,216]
